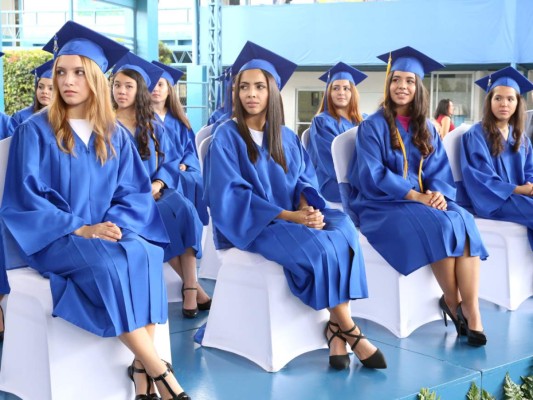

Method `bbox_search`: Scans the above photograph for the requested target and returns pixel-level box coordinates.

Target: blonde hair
[48,55,116,164]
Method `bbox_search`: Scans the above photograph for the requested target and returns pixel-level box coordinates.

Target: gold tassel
[383,52,392,104]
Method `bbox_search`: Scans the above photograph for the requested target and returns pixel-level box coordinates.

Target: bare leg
[169,249,210,310]
[455,241,483,331]
[128,323,158,397]
[120,327,185,399]
[329,302,378,361]
[431,257,461,319]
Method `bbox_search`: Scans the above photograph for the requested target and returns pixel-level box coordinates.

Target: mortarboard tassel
[383,52,392,106]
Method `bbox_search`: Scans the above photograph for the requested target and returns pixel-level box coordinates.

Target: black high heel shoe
[151,363,191,400]
[456,303,487,347]
[181,287,199,318]
[128,360,158,400]
[340,324,387,369]
[197,297,212,311]
[324,321,350,370]
[439,295,466,336]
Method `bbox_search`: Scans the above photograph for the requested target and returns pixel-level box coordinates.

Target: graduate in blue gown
[308,62,367,203]
[150,61,209,225]
[347,46,488,347]
[460,67,533,250]
[112,53,210,330]
[0,22,190,400]
[11,59,54,126]
[204,41,386,370]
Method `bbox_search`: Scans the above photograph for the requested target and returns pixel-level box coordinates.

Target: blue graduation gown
[0,111,170,337]
[156,113,209,225]
[308,112,357,203]
[461,123,533,250]
[347,109,488,275]
[124,121,203,261]
[0,113,16,139]
[11,106,34,126]
[203,120,368,310]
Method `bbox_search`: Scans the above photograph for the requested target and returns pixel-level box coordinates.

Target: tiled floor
[1,278,532,400]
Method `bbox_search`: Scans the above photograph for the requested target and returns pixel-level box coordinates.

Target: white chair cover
[331,128,442,338]
[202,249,328,372]
[197,135,221,280]
[195,124,213,155]
[442,124,533,310]
[300,127,310,150]
[0,268,172,400]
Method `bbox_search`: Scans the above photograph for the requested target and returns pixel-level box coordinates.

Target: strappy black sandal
[128,360,160,400]
[151,363,191,400]
[340,324,387,369]
[324,321,350,370]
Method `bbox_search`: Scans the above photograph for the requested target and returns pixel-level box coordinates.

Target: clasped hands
[74,221,122,242]
[514,182,533,196]
[293,205,326,230]
[406,189,447,210]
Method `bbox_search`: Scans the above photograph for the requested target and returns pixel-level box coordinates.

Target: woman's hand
[73,221,122,242]
[278,207,326,230]
[179,163,187,171]
[405,189,447,210]
[151,181,164,200]
[514,182,533,196]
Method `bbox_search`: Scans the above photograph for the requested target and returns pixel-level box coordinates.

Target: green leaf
[467,381,482,400]
[520,375,533,399]
[503,372,524,400]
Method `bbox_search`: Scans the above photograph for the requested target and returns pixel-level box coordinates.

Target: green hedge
[3,50,52,115]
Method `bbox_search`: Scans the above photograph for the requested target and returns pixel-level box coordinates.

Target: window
[429,72,475,126]
[295,89,323,136]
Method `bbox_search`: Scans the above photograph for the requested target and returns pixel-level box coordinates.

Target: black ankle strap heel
[340,324,387,369]
[151,364,191,400]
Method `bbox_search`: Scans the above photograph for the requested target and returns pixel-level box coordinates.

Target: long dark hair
[382,71,433,157]
[163,78,192,130]
[233,69,288,173]
[433,98,452,119]
[112,69,163,162]
[482,88,525,156]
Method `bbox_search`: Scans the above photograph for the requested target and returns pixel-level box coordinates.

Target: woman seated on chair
[203,41,386,370]
[150,61,209,226]
[307,62,367,203]
[460,67,533,252]
[347,46,488,347]
[0,22,190,400]
[433,98,455,139]
[12,59,54,126]
[111,53,211,330]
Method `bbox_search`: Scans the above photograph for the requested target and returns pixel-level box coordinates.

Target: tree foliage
[3,50,52,115]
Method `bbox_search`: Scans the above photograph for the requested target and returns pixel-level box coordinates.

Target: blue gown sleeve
[309,114,341,200]
[152,124,181,190]
[292,131,327,210]
[421,125,456,200]
[103,132,169,246]
[204,128,284,249]
[460,127,516,213]
[355,118,414,200]
[524,137,533,183]
[0,127,87,255]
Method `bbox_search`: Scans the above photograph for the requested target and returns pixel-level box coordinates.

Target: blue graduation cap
[151,61,183,86]
[475,66,533,95]
[319,62,367,86]
[112,52,165,93]
[0,52,3,58]
[231,41,297,90]
[377,46,444,78]
[32,59,54,82]
[42,20,129,73]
